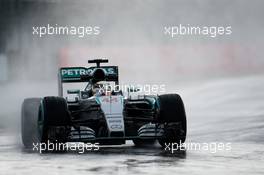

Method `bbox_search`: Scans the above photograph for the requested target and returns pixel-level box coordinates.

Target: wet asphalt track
[0,74,264,175]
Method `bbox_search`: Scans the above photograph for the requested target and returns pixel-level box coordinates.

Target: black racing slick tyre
[157,94,187,147]
[21,98,42,148]
[38,96,71,144]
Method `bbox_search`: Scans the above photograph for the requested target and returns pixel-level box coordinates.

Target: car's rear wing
[58,66,119,96]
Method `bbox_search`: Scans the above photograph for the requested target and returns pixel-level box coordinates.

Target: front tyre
[157,94,187,147]
[38,97,71,148]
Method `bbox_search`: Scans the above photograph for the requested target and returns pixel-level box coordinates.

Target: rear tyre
[21,98,42,148]
[38,97,71,149]
[157,94,187,147]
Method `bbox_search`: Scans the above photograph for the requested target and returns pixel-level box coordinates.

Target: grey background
[0,1,263,175]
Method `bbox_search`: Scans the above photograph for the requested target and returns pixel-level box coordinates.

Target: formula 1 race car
[21,59,187,149]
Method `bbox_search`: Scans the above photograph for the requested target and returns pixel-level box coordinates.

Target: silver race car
[21,59,187,149]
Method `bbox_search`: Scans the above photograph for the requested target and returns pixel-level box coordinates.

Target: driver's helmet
[92,83,105,96]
